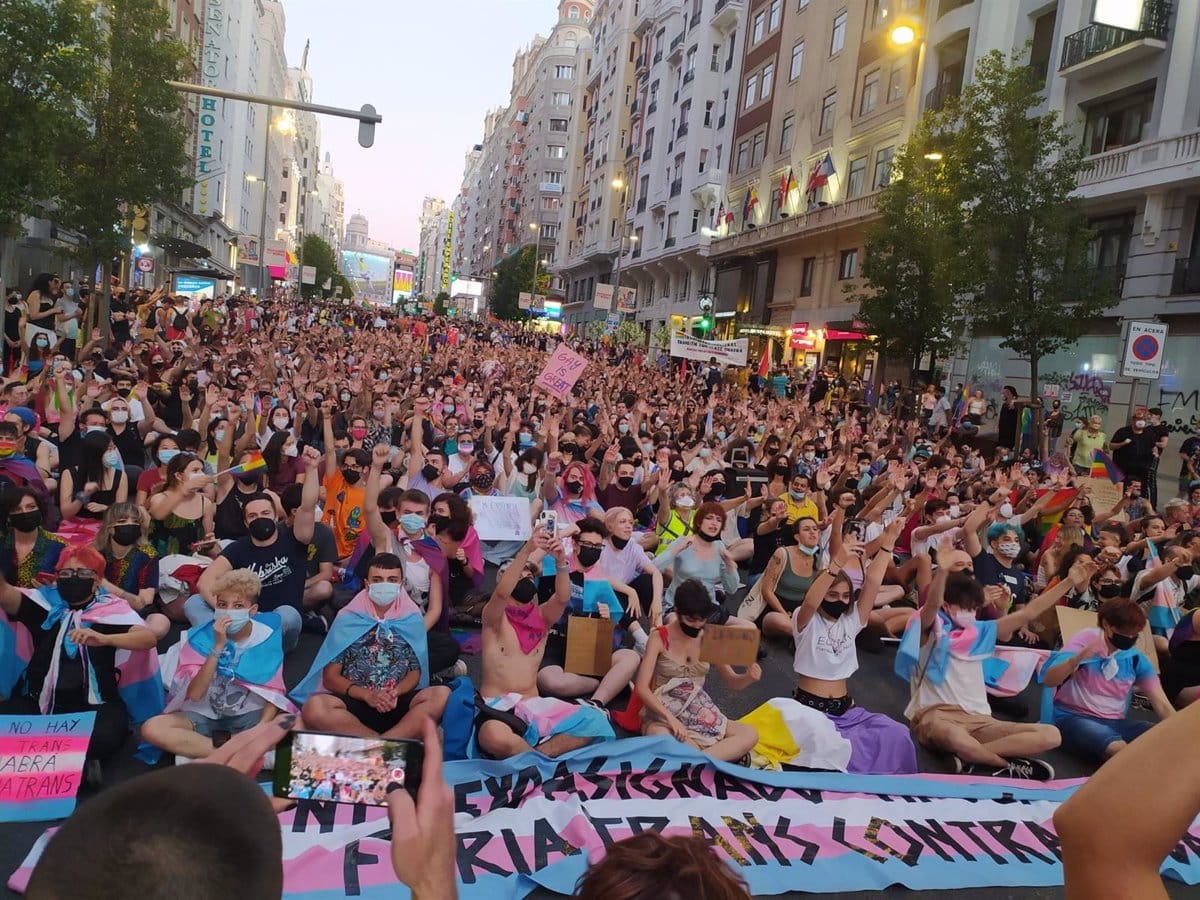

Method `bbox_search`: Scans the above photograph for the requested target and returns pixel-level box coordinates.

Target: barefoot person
[474,532,615,759]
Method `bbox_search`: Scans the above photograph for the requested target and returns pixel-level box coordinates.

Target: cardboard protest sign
[564,616,614,677]
[0,712,96,822]
[468,495,532,542]
[700,624,761,667]
[1086,477,1123,516]
[534,343,588,400]
[1055,605,1157,672]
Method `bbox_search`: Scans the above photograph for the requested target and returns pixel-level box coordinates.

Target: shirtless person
[474,531,615,758]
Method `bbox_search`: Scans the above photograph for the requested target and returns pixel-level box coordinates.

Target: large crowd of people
[5,276,1200,896]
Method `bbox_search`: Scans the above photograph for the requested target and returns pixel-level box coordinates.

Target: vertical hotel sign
[440,212,454,292]
[193,0,225,215]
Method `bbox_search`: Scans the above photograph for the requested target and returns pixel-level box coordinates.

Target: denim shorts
[184,708,263,739]
[1053,708,1154,762]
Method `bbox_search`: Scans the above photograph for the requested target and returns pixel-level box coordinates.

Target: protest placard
[699,625,761,667]
[1055,605,1158,672]
[669,332,749,366]
[534,343,589,400]
[468,495,532,542]
[565,616,614,677]
[1085,477,1123,515]
[0,712,96,823]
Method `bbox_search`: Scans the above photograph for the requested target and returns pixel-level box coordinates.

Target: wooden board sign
[565,616,614,677]
[699,624,761,667]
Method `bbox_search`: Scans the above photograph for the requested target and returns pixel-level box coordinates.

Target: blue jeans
[1054,708,1154,762]
[183,594,301,652]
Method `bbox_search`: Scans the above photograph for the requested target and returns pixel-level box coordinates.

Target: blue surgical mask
[368,582,402,607]
[797,544,819,556]
[221,608,251,630]
[214,429,226,443]
[399,512,426,534]
[519,431,533,445]
[716,430,726,441]
[102,450,122,469]
[158,448,179,465]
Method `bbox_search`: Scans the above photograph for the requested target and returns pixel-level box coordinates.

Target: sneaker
[577,698,612,720]
[302,610,329,635]
[994,757,1055,781]
[451,659,468,678]
[1130,691,1152,712]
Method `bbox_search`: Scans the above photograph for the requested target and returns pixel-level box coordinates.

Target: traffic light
[697,315,713,332]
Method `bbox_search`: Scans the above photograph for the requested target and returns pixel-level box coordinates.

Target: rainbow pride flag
[1090,448,1123,484]
[223,450,266,476]
[953,382,970,426]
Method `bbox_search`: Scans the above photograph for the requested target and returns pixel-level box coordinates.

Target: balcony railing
[678,122,689,138]
[670,178,682,197]
[683,69,694,85]
[642,146,653,162]
[630,99,639,114]
[653,50,663,65]
[670,32,685,52]
[924,80,960,113]
[1172,258,1200,295]
[1061,0,1171,70]
[647,100,658,115]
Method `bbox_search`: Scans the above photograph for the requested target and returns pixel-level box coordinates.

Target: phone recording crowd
[4,282,1200,898]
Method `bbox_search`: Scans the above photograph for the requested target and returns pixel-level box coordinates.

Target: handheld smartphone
[273,730,424,805]
[538,509,558,535]
[729,447,750,467]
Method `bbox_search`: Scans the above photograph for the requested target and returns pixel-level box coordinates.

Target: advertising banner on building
[670,331,749,366]
[301,265,316,285]
[263,240,288,268]
[341,250,394,307]
[237,236,260,265]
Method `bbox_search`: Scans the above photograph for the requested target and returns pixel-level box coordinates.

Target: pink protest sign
[534,343,588,400]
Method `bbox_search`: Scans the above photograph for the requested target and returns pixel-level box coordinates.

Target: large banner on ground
[670,332,749,366]
[10,737,1200,897]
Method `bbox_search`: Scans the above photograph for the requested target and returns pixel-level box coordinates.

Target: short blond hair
[211,569,262,605]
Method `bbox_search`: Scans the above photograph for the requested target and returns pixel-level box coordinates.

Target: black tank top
[213,485,257,540]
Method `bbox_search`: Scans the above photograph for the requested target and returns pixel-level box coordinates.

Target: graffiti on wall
[1042,371,1113,423]
[1156,388,1200,435]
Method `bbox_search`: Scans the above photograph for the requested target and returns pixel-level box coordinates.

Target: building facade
[417,197,451,298]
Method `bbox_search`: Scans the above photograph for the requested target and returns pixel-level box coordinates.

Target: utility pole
[258,104,271,298]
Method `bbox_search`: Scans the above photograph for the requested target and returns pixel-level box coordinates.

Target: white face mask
[1134,420,1146,429]
[283,444,299,457]
[675,495,695,509]
[948,504,961,518]
[999,502,1014,519]
[951,609,977,629]
[997,540,1021,559]
[110,410,129,424]
[520,461,538,475]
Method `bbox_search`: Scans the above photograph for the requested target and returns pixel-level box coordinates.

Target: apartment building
[417,197,451,298]
[557,0,640,326]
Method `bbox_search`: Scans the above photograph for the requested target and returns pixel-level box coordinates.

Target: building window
[736,139,749,172]
[779,113,795,152]
[744,73,758,109]
[751,131,766,165]
[550,118,569,132]
[546,171,563,184]
[869,0,888,30]
[789,40,804,80]
[542,223,559,239]
[819,91,836,134]
[872,145,894,188]
[798,0,809,8]
[859,70,880,116]
[711,43,721,71]
[830,11,847,55]
[1083,87,1155,155]
[886,64,905,103]
[685,47,697,75]
[548,145,567,159]
[838,248,858,279]
[568,5,579,19]
[768,0,781,31]
[554,65,574,78]
[800,256,815,295]
[691,208,701,232]
[542,197,560,210]
[846,155,867,197]
[752,11,765,42]
[552,91,572,105]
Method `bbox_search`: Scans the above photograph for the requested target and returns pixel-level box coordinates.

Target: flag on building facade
[806,152,836,197]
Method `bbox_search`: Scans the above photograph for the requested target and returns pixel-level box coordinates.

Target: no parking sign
[1122,321,1168,379]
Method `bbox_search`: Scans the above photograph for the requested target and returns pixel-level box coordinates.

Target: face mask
[459,443,475,455]
[675,495,695,508]
[577,545,603,567]
[57,574,96,607]
[341,468,361,485]
[520,461,538,475]
[428,513,450,532]
[471,472,495,490]
[112,523,141,546]
[716,430,726,441]
[797,543,819,556]
[0,441,16,458]
[698,447,711,459]
[444,404,456,414]
[102,450,122,469]
[399,512,426,534]
[617,475,635,489]
[804,452,816,461]
[372,410,385,422]
[283,444,299,458]
[511,577,538,604]
[948,504,961,518]
[565,479,583,495]
[350,427,367,441]
[236,471,260,485]
[821,600,850,619]
[696,529,720,542]
[951,609,977,629]
[519,431,533,445]
[341,392,352,403]
[221,608,252,631]
[1109,632,1137,651]
[421,464,441,482]
[611,536,629,550]
[111,410,129,425]
[1134,420,1146,429]
[790,490,806,501]
[997,541,1021,559]
[641,442,653,455]
[618,423,629,434]
[708,482,725,498]
[214,429,226,444]
[26,362,43,374]
[678,621,703,639]
[157,448,180,466]
[368,582,402,607]
[1097,583,1122,599]
[272,415,290,430]
[247,517,277,541]
[999,502,1014,519]
[9,510,41,532]
[85,425,106,435]
[413,366,423,375]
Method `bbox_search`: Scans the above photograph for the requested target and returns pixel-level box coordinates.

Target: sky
[283,0,559,254]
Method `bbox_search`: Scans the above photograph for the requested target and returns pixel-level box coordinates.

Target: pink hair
[559,460,597,503]
[56,545,106,579]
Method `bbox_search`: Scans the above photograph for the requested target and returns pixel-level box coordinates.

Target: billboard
[392,267,415,304]
[341,250,394,306]
[451,278,483,298]
[174,275,217,300]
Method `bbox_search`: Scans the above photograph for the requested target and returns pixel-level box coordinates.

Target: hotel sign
[193,0,225,215]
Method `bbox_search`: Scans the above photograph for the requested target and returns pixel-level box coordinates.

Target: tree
[851,116,970,380]
[300,233,352,300]
[57,0,190,338]
[433,292,449,317]
[488,246,545,321]
[615,320,645,347]
[955,50,1119,443]
[0,0,101,275]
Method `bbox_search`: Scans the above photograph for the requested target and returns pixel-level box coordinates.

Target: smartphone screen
[273,730,423,805]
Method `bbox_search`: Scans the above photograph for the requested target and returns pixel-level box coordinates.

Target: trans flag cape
[164,612,296,715]
[291,589,429,705]
[895,609,1045,696]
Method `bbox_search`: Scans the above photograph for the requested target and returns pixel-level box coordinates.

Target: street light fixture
[923,151,944,161]
[889,23,917,46]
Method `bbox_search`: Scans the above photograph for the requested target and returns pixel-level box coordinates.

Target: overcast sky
[283,0,558,253]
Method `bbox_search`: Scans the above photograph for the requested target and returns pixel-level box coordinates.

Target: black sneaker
[993,757,1055,781]
[302,610,329,634]
[952,756,985,776]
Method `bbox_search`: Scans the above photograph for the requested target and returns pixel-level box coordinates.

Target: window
[838,249,858,279]
[800,257,814,295]
[711,44,721,71]
[789,41,804,80]
[798,0,809,8]
[550,118,569,132]
[779,114,795,152]
[685,47,697,75]
[541,223,559,239]
[869,0,888,29]
[704,100,714,127]
[819,91,836,134]
[667,211,678,238]
[736,139,749,173]
[568,5,580,19]
[546,171,563,184]
[751,131,766,165]
[645,128,655,154]
[760,63,774,100]
[541,197,561,210]
[548,145,567,159]
[859,70,880,116]
[745,73,758,109]
[554,65,574,79]
[752,11,765,42]
[846,155,866,197]
[768,0,781,30]
[552,91,571,106]
[872,145,894,188]
[886,64,905,103]
[1083,88,1155,155]
[691,208,701,232]
[830,11,847,55]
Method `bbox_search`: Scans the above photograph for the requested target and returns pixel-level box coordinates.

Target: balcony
[712,0,742,30]
[924,81,960,113]
[642,146,653,162]
[668,33,685,63]
[647,100,658,115]
[626,143,637,158]
[1060,0,1171,75]
[1075,127,1200,199]
[664,236,676,248]
[1064,264,1126,302]
[709,192,882,257]
[636,196,648,213]
[670,178,682,197]
[1172,258,1200,295]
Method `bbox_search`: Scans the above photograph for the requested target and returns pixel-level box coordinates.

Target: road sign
[135,257,155,273]
[1122,321,1168,379]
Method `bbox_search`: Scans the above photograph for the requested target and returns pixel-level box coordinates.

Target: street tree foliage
[300,234,353,300]
[489,246,548,321]
[852,116,970,376]
[0,0,100,235]
[433,292,449,317]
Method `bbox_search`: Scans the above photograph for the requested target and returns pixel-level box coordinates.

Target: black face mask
[380,510,398,526]
[341,469,361,485]
[678,621,704,639]
[577,545,603,567]
[1097,583,1122,600]
[611,536,629,550]
[617,475,635,489]
[57,575,96,607]
[247,517,277,541]
[1109,632,1137,651]
[112,524,142,546]
[670,468,687,482]
[236,472,260,485]
[421,464,440,482]
[696,530,720,542]
[707,482,726,499]
[428,513,450,531]
[1177,563,1196,580]
[821,600,851,619]
[565,480,584,495]
[9,510,41,532]
[511,577,538,604]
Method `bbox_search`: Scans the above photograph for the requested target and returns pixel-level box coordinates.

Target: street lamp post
[609,176,640,324]
[528,221,541,326]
